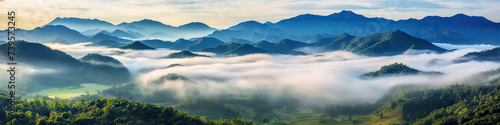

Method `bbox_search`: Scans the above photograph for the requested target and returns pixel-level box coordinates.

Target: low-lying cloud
[43,43,500,103]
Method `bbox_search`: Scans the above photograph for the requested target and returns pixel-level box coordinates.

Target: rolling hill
[165,50,209,58]
[119,42,155,50]
[454,47,500,62]
[363,62,442,77]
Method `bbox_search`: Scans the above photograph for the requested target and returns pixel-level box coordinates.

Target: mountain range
[211,10,500,45]
[90,29,447,56]
[3,10,497,46]
[48,18,216,39]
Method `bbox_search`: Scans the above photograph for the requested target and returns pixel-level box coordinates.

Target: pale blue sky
[1,0,499,29]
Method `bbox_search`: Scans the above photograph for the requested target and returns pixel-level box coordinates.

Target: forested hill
[363,62,441,77]
[372,72,500,124]
[455,47,500,63]
[0,90,253,125]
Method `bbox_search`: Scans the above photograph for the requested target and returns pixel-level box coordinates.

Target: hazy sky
[0,0,499,30]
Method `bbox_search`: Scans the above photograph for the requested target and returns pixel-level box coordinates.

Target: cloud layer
[40,43,500,104]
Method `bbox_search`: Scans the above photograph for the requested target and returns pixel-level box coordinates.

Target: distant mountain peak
[339,33,354,37]
[240,20,262,25]
[125,19,168,26]
[387,29,411,37]
[452,13,468,17]
[328,10,366,18]
[179,22,212,28]
[339,10,356,14]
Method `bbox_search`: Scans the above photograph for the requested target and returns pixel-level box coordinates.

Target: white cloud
[45,43,500,103]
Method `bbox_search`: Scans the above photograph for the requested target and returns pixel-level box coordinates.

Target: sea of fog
[3,42,499,103]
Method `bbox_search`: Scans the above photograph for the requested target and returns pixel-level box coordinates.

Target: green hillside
[364,62,441,77]
[165,50,209,58]
[455,47,500,62]
[119,41,155,50]
[80,53,123,66]
[313,30,448,56]
[371,75,500,125]
[187,37,226,51]
[0,90,253,125]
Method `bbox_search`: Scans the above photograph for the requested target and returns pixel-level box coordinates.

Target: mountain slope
[107,29,140,39]
[372,74,500,125]
[187,37,226,51]
[79,53,124,66]
[90,33,134,43]
[0,41,131,88]
[224,10,498,45]
[20,25,89,43]
[363,62,441,77]
[200,42,244,54]
[169,38,197,50]
[347,30,447,56]
[254,39,308,54]
[119,42,155,50]
[310,33,355,50]
[137,39,175,48]
[47,17,116,31]
[223,44,269,56]
[455,47,500,62]
[165,50,209,58]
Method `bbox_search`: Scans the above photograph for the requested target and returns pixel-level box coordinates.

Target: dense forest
[373,69,500,125]
[0,90,254,125]
[3,69,500,124]
[363,62,441,77]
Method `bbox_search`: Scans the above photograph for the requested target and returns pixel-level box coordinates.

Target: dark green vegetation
[309,33,355,51]
[0,90,253,125]
[364,62,442,77]
[311,30,447,56]
[119,41,155,50]
[0,41,131,91]
[455,47,500,63]
[165,50,210,58]
[151,73,191,85]
[373,70,500,125]
[226,38,254,44]
[79,53,124,66]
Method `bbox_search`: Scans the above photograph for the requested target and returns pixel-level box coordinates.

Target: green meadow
[28,83,111,98]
